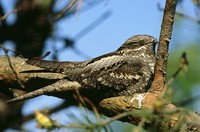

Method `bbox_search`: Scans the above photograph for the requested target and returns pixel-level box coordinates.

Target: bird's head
[117,35,157,56]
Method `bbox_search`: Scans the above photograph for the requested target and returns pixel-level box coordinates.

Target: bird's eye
[139,40,145,45]
[127,41,138,45]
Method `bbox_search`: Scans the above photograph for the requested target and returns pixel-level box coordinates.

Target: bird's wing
[80,56,151,95]
[25,51,119,75]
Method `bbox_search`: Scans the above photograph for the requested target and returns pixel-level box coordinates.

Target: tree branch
[0,56,65,92]
[1,0,197,131]
[99,93,200,131]
[150,0,178,96]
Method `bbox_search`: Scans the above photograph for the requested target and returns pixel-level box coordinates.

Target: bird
[7,34,157,104]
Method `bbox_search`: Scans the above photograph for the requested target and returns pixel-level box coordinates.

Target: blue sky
[53,0,165,61]
[1,0,199,131]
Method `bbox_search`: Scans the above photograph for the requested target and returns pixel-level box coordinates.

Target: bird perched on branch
[7,35,157,103]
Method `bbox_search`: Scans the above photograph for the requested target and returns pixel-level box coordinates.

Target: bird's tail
[26,59,84,75]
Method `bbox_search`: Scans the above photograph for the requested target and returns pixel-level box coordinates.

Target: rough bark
[150,0,177,96]
[1,56,200,131]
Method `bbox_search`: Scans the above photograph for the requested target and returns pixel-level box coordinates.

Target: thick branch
[99,92,200,131]
[0,1,194,130]
[0,54,200,131]
[150,0,178,95]
[0,56,65,94]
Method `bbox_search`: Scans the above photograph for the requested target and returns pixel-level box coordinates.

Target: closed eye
[128,41,139,45]
[139,40,145,45]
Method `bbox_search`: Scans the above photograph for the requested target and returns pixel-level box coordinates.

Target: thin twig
[63,110,149,130]
[71,10,112,59]
[176,11,200,24]
[83,97,100,120]
[74,11,112,40]
[0,8,19,21]
[53,0,105,22]
[55,11,112,59]
[0,44,24,88]
[158,2,200,24]
[53,0,82,21]
[161,52,188,97]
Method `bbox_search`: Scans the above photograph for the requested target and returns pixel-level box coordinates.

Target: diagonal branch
[150,0,178,96]
[6,79,81,103]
